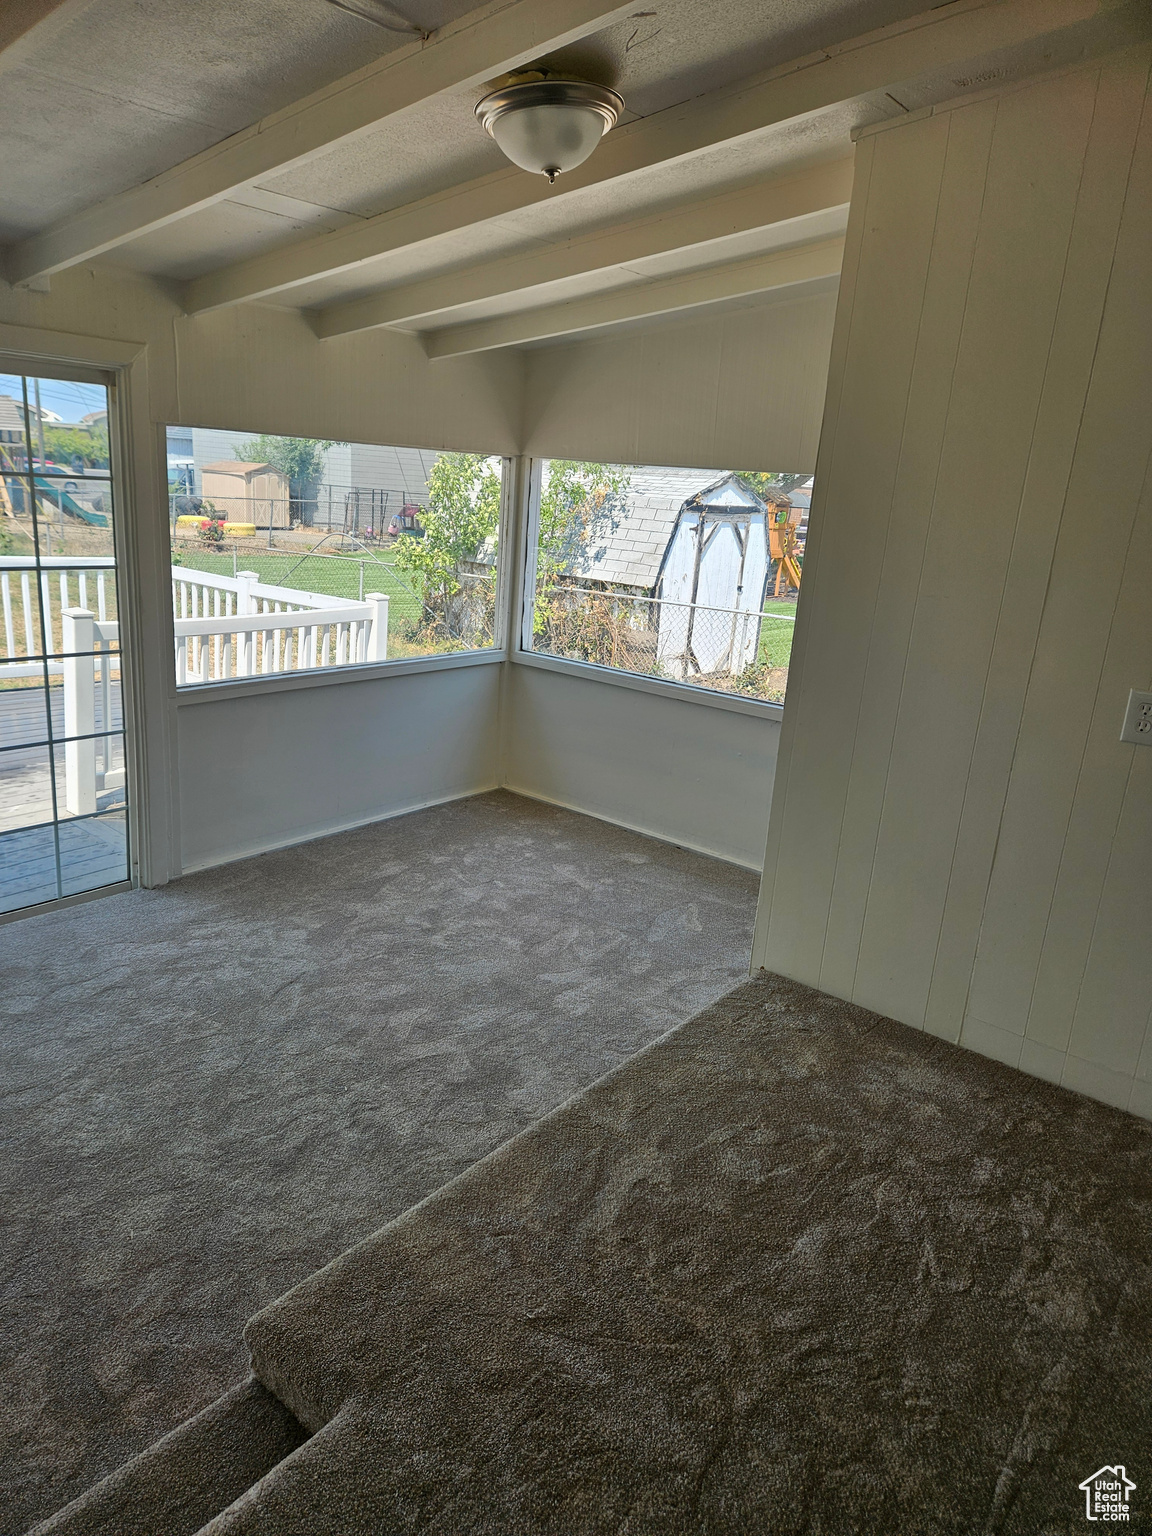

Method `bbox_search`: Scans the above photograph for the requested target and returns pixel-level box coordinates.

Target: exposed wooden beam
[312,156,854,337]
[421,236,845,358]
[2,0,636,286]
[180,0,1105,316]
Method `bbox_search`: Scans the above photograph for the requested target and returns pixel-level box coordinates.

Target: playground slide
[31,477,108,527]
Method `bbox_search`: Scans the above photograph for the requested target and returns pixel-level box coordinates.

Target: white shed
[654,474,772,681]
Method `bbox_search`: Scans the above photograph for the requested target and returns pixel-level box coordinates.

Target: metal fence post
[62,608,97,816]
[365,593,389,662]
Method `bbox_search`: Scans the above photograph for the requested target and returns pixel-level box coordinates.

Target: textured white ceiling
[0,0,479,240]
[3,0,1146,335]
[0,0,924,248]
[401,204,849,334]
[253,0,925,223]
[109,101,870,292]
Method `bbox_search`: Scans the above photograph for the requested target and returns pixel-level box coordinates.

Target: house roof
[201,460,276,477]
[563,469,767,592]
[0,396,26,437]
[0,395,53,432]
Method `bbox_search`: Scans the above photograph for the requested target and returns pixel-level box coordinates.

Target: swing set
[764,491,803,596]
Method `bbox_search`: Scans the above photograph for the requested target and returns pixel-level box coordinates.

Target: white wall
[503,664,778,870]
[522,282,837,473]
[1,260,829,881]
[506,281,836,868]
[0,268,524,879]
[753,47,1152,1116]
[179,662,502,871]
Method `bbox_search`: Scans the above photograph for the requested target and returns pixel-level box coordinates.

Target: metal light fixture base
[475,77,625,182]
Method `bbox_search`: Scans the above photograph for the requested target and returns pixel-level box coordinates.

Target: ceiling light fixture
[475,76,624,184]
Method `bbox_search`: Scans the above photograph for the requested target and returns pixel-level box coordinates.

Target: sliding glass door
[0,369,131,915]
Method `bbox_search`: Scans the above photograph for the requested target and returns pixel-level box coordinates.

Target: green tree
[536,459,632,581]
[393,453,502,615]
[43,424,109,469]
[236,435,338,484]
[531,461,633,659]
[737,470,808,498]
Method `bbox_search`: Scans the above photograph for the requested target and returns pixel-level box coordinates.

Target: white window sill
[511,648,785,721]
[172,646,504,706]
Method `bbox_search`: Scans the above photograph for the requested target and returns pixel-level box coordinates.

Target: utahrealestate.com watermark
[1079,1467,1136,1522]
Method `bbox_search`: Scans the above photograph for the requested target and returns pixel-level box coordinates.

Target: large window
[527,461,808,704]
[1,370,130,915]
[166,427,507,687]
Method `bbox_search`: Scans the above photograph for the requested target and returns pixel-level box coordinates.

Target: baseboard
[500,781,764,873]
[178,781,764,879]
[177,783,502,877]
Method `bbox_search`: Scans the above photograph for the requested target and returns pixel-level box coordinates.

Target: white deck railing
[1,556,116,677]
[1,557,389,814]
[0,557,388,682]
[61,609,123,815]
[172,568,388,683]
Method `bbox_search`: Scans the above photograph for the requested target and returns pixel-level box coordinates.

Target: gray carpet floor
[1,790,758,1534]
[222,972,1152,1536]
[36,972,1152,1536]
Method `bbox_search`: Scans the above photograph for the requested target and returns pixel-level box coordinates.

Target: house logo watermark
[1079,1466,1135,1521]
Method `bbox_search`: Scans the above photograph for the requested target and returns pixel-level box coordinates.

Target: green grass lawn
[758,597,798,670]
[172,548,423,625]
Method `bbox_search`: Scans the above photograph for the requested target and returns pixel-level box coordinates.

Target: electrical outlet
[1120,690,1152,745]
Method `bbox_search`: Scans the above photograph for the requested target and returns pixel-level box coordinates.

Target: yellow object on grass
[174,515,256,535]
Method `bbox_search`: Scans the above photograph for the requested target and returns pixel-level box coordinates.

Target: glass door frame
[0,328,174,922]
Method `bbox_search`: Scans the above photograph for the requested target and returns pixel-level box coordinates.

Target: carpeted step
[191,973,1152,1534]
[25,1378,306,1536]
[27,973,1152,1534]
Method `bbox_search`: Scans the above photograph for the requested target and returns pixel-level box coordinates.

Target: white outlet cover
[1120,689,1152,745]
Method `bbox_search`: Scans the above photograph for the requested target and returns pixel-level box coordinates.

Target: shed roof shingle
[562,468,767,591]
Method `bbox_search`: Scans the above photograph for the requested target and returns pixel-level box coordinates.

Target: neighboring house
[787,480,814,551]
[0,396,25,449]
[0,393,61,447]
[173,426,439,530]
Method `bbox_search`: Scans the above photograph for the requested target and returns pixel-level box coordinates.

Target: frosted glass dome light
[475,78,624,183]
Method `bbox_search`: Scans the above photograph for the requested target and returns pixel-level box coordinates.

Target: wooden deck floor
[0,685,128,914]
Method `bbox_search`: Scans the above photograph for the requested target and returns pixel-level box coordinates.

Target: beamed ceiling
[2,0,1147,357]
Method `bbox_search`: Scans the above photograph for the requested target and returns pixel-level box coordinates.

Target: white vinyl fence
[172,568,388,683]
[1,557,389,815]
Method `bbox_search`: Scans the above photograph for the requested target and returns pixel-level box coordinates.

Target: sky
[0,373,107,424]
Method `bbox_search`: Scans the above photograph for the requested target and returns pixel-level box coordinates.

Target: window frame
[511,455,787,722]
[168,445,516,702]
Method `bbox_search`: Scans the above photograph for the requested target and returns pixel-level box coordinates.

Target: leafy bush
[43,424,109,469]
[392,453,501,640]
[197,503,226,546]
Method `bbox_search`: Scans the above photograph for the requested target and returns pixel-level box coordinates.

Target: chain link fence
[532,583,795,704]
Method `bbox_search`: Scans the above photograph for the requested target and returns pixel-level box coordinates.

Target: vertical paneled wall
[753,47,1152,1116]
